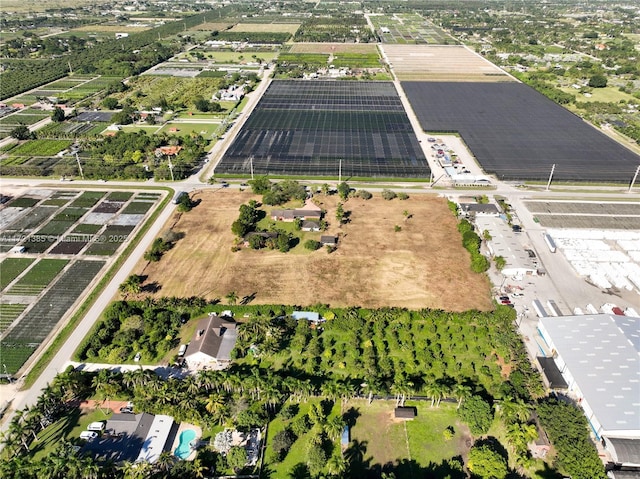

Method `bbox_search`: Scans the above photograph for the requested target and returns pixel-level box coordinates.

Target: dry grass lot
[289,43,379,54]
[382,45,513,82]
[137,190,492,311]
[229,23,300,34]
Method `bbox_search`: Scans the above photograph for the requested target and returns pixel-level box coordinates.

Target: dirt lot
[136,189,492,311]
[289,43,379,54]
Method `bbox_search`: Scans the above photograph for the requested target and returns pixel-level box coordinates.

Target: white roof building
[538,313,640,440]
[135,415,174,463]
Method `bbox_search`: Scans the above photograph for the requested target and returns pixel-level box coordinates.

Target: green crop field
[0,113,48,126]
[7,139,72,157]
[0,341,38,376]
[6,258,69,295]
[0,304,27,333]
[0,258,36,290]
[70,191,106,208]
[331,53,382,68]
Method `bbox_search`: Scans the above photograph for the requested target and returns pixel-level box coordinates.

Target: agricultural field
[109,76,228,112]
[217,80,428,178]
[288,43,379,55]
[370,13,456,45]
[0,188,163,374]
[136,190,492,311]
[229,23,300,34]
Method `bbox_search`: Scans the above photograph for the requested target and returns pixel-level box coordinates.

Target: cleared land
[136,190,492,311]
[289,43,379,54]
[229,23,300,34]
[382,45,512,82]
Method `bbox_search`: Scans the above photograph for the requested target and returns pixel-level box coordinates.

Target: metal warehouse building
[538,314,640,466]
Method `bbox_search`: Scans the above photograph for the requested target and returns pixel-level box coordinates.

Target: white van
[178,344,187,357]
[87,421,105,432]
[80,431,98,440]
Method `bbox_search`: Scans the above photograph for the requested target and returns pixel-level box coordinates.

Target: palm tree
[154,451,175,474]
[327,454,347,475]
[506,422,538,455]
[495,397,532,424]
[424,380,447,408]
[205,393,225,416]
[325,415,346,442]
[225,291,238,305]
[119,274,142,298]
[453,383,472,409]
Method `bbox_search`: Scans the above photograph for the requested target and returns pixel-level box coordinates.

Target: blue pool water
[174,429,196,459]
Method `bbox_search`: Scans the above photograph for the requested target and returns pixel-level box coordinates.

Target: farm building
[459,203,500,217]
[320,235,337,247]
[538,313,640,466]
[394,406,416,420]
[185,313,237,370]
[271,199,322,222]
[291,311,322,323]
[474,215,537,277]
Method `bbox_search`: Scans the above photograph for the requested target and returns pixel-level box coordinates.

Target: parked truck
[532,299,548,318]
[542,233,556,253]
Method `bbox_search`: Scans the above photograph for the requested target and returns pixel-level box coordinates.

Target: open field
[288,43,379,54]
[71,25,151,33]
[370,13,455,45]
[136,190,492,311]
[383,45,512,82]
[229,23,300,34]
[348,400,471,475]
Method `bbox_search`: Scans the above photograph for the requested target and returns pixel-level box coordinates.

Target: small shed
[320,235,337,247]
[394,406,416,420]
[292,311,321,323]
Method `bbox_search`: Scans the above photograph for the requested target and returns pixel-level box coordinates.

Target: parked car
[500,299,512,305]
[87,421,105,432]
[511,292,524,297]
[119,406,134,414]
[80,431,98,440]
[499,296,510,301]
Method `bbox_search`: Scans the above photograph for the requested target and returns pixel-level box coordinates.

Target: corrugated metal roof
[540,314,640,435]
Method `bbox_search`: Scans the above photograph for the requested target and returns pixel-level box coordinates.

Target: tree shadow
[343,406,361,428]
[474,436,509,462]
[345,439,370,477]
[240,292,257,305]
[141,281,161,294]
[530,462,564,479]
[288,462,311,479]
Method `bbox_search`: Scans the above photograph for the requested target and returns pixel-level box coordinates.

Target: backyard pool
[174,429,196,460]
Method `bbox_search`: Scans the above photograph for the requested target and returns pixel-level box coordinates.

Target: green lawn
[158,122,219,138]
[0,258,36,290]
[31,407,112,460]
[573,86,636,103]
[348,400,470,475]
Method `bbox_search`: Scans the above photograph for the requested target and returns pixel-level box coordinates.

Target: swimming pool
[174,429,196,459]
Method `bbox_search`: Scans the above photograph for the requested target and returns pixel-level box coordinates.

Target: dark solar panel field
[401,82,640,182]
[217,80,430,179]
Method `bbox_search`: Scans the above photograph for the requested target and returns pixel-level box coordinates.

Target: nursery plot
[0,258,35,290]
[49,237,89,255]
[1,259,106,373]
[0,304,27,333]
[217,80,429,179]
[402,81,640,182]
[5,258,69,296]
[4,206,58,233]
[93,201,126,214]
[70,191,106,208]
[122,201,153,214]
[84,225,134,256]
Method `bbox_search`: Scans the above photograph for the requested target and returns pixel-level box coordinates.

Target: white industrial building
[538,313,640,467]
[474,215,538,278]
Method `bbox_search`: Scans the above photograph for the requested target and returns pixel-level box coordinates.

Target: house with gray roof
[185,313,237,370]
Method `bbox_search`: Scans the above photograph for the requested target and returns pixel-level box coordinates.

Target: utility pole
[75,153,84,180]
[250,156,254,180]
[339,158,342,183]
[168,157,175,181]
[629,165,640,193]
[68,61,73,74]
[545,163,556,191]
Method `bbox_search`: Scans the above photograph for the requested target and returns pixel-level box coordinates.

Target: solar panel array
[217,80,430,179]
[402,82,640,182]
